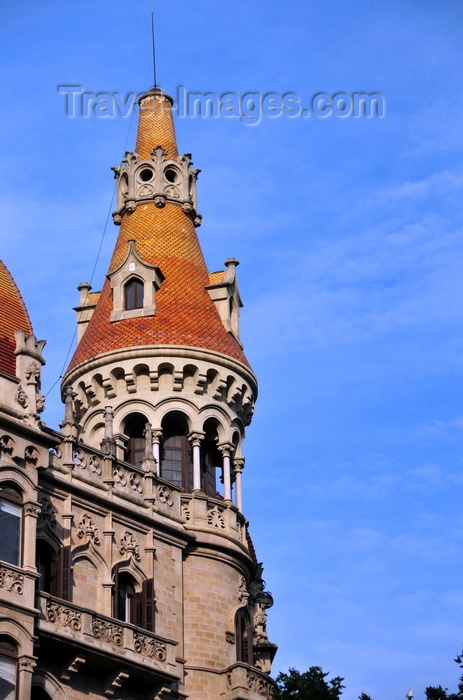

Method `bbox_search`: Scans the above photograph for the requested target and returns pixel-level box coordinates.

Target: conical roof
[67,89,249,372]
[0,260,33,376]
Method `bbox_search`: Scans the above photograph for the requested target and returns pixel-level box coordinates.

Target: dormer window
[108,239,164,322]
[125,278,144,311]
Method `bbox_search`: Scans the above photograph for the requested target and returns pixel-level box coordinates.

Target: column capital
[151,429,163,443]
[188,431,205,447]
[217,441,234,458]
[233,457,245,472]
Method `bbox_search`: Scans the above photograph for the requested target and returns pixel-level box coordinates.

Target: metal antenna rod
[151,9,157,89]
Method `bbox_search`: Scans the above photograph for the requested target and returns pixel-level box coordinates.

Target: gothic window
[0,483,22,567]
[161,416,193,492]
[235,608,253,665]
[124,278,144,310]
[114,572,136,623]
[0,637,18,700]
[36,541,57,594]
[124,413,148,469]
[113,572,155,632]
[49,546,72,601]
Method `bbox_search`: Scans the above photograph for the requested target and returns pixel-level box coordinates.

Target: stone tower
[0,88,276,699]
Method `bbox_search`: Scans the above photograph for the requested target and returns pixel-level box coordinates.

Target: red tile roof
[67,91,249,372]
[0,260,33,376]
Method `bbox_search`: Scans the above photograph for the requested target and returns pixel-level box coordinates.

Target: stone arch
[155,398,197,432]
[0,469,36,503]
[31,670,67,700]
[182,363,199,392]
[0,618,34,653]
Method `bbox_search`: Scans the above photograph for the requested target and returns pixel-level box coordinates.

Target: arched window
[0,636,18,700]
[202,439,219,497]
[113,572,155,632]
[124,413,148,468]
[161,416,193,492]
[124,278,144,311]
[235,608,253,665]
[36,541,57,594]
[0,483,22,567]
[114,572,136,623]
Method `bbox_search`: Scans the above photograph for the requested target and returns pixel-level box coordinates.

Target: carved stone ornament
[92,617,123,646]
[119,531,141,561]
[36,395,45,413]
[24,503,41,518]
[207,506,225,529]
[16,385,28,408]
[25,361,40,383]
[18,657,37,673]
[77,513,100,545]
[157,485,173,506]
[38,496,57,530]
[46,600,82,630]
[113,465,127,487]
[181,503,191,521]
[89,455,102,475]
[73,449,87,470]
[133,633,167,662]
[24,445,39,465]
[225,631,235,644]
[247,670,273,699]
[238,576,249,604]
[0,566,24,595]
[129,472,143,494]
[0,434,15,456]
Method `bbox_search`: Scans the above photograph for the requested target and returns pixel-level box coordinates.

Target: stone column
[233,458,245,512]
[23,503,41,572]
[152,429,163,476]
[188,432,205,491]
[218,443,234,501]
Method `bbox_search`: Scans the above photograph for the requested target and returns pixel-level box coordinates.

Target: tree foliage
[273,667,345,700]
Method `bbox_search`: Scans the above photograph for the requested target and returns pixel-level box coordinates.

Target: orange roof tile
[67,91,249,372]
[0,260,33,376]
[208,271,226,286]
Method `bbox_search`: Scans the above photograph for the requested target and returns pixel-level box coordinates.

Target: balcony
[35,592,180,692]
[220,663,276,700]
[181,492,249,553]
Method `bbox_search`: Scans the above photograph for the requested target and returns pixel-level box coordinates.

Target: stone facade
[0,88,276,699]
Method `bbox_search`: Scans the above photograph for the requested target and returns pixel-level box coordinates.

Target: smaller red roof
[0,260,33,376]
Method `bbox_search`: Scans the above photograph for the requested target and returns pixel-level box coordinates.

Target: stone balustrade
[36,592,179,677]
[181,493,248,552]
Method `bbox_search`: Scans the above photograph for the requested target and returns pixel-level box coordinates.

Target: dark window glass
[0,498,21,566]
[0,638,17,700]
[235,609,253,665]
[161,432,193,492]
[125,279,144,310]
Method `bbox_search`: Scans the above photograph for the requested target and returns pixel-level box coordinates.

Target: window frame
[0,484,23,568]
[124,277,144,311]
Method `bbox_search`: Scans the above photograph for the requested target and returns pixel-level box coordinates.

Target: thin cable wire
[44,108,136,398]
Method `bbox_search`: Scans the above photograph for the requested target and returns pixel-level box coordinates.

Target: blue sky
[2,1,463,697]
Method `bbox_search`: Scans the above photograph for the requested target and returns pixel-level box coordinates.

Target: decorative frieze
[0,566,24,595]
[246,670,273,699]
[133,632,167,662]
[92,617,123,646]
[46,600,82,630]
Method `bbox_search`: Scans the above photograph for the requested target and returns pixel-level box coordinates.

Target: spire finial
[151,9,157,90]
